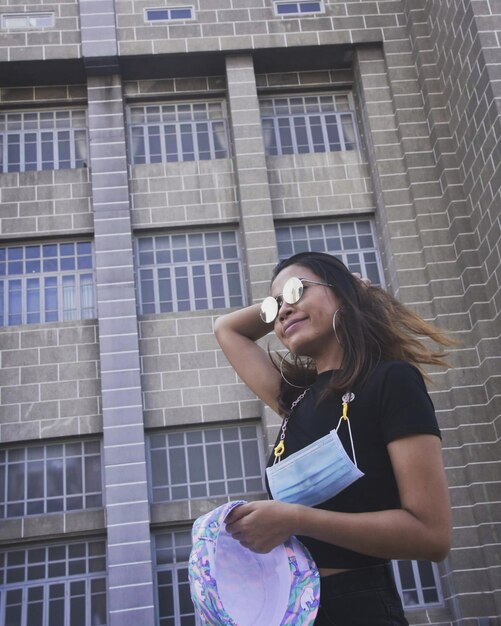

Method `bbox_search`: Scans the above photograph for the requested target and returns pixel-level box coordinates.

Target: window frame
[0,108,88,173]
[147,423,266,503]
[0,538,107,626]
[153,529,203,626]
[260,92,358,156]
[275,219,384,287]
[144,6,195,22]
[135,229,247,315]
[0,438,104,519]
[1,12,55,29]
[127,100,230,165]
[392,560,444,610]
[273,1,325,17]
[0,240,96,327]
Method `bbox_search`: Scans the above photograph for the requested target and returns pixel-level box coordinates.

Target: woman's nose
[278,301,294,320]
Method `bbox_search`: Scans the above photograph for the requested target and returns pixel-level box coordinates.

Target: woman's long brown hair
[269,252,455,415]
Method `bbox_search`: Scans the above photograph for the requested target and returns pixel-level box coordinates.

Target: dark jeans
[315,563,409,626]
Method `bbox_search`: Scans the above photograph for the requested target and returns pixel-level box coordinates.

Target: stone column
[225,54,278,301]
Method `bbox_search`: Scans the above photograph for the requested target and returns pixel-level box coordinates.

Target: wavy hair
[269,252,455,415]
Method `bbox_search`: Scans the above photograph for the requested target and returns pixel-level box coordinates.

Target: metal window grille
[0,440,103,518]
[275,220,384,286]
[145,7,194,21]
[154,530,202,626]
[0,110,88,173]
[148,424,265,502]
[128,102,229,164]
[1,12,55,29]
[135,231,246,314]
[274,1,323,15]
[0,539,107,626]
[260,93,358,156]
[0,241,96,327]
[392,560,443,609]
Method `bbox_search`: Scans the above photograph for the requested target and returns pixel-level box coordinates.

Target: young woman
[214,251,452,625]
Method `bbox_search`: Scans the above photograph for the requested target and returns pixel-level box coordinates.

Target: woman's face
[271,263,343,369]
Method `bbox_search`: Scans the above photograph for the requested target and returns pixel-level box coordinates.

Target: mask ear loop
[335,392,359,467]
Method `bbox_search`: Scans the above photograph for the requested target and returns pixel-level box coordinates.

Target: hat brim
[189,501,320,625]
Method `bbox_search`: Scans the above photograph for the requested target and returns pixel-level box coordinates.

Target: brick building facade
[0,1,499,625]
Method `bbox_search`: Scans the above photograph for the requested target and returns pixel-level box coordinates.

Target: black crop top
[266,360,441,569]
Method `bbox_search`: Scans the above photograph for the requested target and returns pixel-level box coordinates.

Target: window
[154,530,201,626]
[0,539,107,626]
[393,560,443,609]
[0,110,88,173]
[128,101,229,164]
[148,424,265,502]
[136,231,245,314]
[145,7,194,21]
[274,1,323,15]
[0,440,103,518]
[0,241,95,327]
[276,220,384,285]
[260,93,358,156]
[1,12,55,29]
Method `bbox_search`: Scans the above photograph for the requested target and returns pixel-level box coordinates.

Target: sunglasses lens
[283,277,303,304]
[260,296,279,323]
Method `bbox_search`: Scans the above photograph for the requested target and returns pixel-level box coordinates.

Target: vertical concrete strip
[225,54,278,301]
[79,0,118,59]
[80,1,156,623]
[87,72,156,626]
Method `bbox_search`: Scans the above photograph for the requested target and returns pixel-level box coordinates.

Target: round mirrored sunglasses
[260,276,335,323]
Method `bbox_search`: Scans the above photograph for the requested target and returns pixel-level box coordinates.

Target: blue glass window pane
[164,125,178,162]
[7,461,25,501]
[294,117,309,153]
[56,131,71,169]
[26,259,41,273]
[148,126,162,163]
[171,8,192,19]
[423,587,439,603]
[8,247,23,260]
[41,132,54,169]
[7,136,21,172]
[196,122,211,159]
[44,276,58,322]
[146,9,169,20]
[277,3,298,14]
[77,244,92,269]
[8,279,22,325]
[180,124,195,161]
[27,460,44,500]
[418,560,435,587]
[301,2,321,11]
[7,247,23,275]
[25,133,38,170]
[27,278,41,324]
[90,581,107,626]
[278,118,294,154]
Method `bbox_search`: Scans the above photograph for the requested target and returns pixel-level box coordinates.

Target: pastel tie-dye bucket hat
[188,501,320,625]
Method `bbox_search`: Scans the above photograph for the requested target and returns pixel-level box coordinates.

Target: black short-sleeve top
[266,360,441,569]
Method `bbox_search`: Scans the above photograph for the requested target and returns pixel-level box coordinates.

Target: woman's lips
[283,317,307,335]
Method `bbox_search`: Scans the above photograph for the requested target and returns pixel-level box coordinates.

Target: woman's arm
[214,304,282,413]
[226,433,451,562]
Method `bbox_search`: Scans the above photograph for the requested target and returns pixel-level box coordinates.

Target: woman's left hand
[225,500,299,553]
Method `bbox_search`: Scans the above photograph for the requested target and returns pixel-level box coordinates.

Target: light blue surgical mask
[266,392,364,507]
